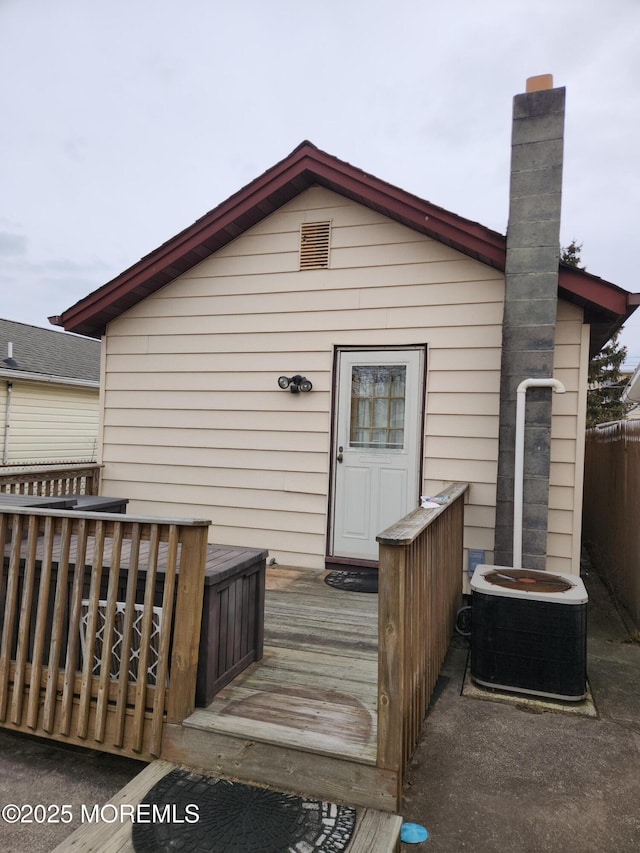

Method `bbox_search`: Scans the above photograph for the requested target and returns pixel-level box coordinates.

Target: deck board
[238,647,378,693]
[55,759,401,852]
[52,760,175,852]
[182,566,379,763]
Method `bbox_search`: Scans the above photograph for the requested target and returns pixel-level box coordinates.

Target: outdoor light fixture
[277,375,313,393]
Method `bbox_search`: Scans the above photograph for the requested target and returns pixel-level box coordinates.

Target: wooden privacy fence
[0,464,102,497]
[584,421,640,629]
[0,507,209,760]
[376,483,468,782]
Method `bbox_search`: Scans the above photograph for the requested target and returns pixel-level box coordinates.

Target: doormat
[131,768,357,852]
[324,570,378,593]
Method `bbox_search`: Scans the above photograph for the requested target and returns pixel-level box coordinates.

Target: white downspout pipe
[3,381,12,465]
[513,377,566,569]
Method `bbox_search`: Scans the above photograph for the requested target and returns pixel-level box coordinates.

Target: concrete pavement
[401,564,640,852]
[0,733,144,852]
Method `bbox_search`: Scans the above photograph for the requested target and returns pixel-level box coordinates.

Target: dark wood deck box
[84,543,267,705]
[68,495,129,513]
[82,542,267,706]
[196,546,267,707]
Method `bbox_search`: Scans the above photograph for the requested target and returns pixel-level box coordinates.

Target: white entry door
[331,348,424,561]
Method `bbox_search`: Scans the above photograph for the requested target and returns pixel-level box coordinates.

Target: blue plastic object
[468,548,485,579]
[400,822,429,843]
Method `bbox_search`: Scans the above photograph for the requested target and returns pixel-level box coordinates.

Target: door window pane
[373,398,388,427]
[357,398,370,427]
[390,399,405,429]
[350,365,407,449]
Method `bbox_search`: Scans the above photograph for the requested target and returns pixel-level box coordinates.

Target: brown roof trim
[558,263,630,317]
[52,141,638,345]
[287,146,507,268]
[557,262,638,355]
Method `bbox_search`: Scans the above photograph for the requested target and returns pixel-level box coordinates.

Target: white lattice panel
[80,600,163,686]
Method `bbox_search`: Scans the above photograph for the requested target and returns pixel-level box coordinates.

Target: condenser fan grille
[483,569,574,593]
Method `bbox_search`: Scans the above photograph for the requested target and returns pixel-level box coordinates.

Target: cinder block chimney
[494,76,566,569]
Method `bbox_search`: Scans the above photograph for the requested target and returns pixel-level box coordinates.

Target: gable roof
[50,141,639,354]
[0,318,100,385]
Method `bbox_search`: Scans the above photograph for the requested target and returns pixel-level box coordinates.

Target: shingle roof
[0,318,99,383]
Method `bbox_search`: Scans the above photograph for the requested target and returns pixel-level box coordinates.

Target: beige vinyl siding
[98,186,584,572]
[1,380,99,466]
[545,308,589,574]
[544,303,586,573]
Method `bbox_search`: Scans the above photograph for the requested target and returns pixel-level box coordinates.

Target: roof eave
[558,263,640,356]
[0,368,99,388]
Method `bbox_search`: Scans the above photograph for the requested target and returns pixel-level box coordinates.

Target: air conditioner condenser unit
[470,565,587,701]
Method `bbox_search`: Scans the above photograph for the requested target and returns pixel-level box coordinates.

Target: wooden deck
[54,567,403,851]
[159,565,402,812]
[1,475,467,831]
[185,565,378,762]
[57,566,402,853]
[160,486,468,814]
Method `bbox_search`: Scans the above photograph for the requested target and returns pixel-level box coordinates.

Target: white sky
[2,0,639,366]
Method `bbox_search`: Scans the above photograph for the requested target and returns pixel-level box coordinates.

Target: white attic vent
[300,221,331,270]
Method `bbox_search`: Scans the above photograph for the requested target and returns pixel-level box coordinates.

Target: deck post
[165,524,209,724]
[377,542,406,776]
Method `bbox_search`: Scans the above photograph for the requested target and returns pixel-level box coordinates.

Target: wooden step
[53,759,402,852]
[52,761,173,852]
[161,722,400,812]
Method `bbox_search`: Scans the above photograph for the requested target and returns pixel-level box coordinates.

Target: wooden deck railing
[376,483,468,781]
[0,506,209,760]
[0,464,102,497]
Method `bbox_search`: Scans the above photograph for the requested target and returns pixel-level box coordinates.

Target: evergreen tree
[561,239,585,270]
[562,241,629,426]
[586,331,629,426]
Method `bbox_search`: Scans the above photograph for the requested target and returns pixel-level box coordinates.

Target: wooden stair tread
[54,759,402,852]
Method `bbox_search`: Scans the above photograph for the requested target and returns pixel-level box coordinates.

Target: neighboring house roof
[50,141,640,353]
[622,363,640,407]
[0,318,100,385]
